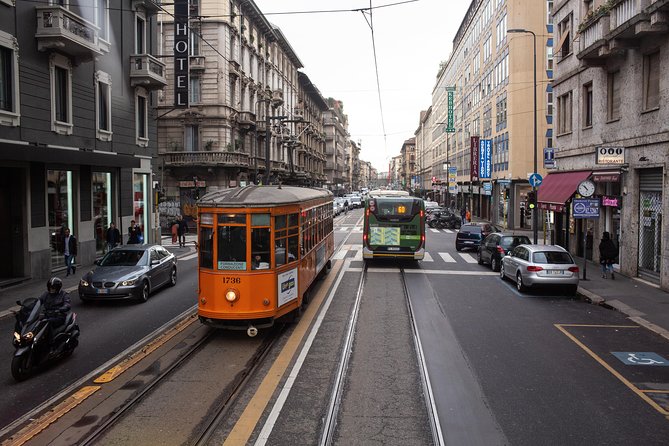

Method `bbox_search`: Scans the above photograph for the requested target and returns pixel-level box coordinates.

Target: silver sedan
[500,244,579,295]
[78,245,177,303]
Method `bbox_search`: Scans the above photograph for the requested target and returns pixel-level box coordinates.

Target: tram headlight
[225,288,239,303]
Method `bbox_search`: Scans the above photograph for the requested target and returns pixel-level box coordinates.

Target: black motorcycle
[12,297,80,381]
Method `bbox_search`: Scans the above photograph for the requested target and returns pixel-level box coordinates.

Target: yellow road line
[224,260,344,445]
[555,324,669,417]
[1,386,100,446]
[557,324,639,328]
[94,314,197,383]
[640,390,669,394]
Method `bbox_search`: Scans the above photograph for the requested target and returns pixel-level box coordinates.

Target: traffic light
[527,190,536,209]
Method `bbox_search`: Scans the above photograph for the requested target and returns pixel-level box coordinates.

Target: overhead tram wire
[361,0,389,163]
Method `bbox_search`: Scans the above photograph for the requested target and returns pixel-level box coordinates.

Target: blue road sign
[573,198,600,219]
[612,352,669,366]
[529,173,543,187]
[479,139,492,179]
[544,148,555,168]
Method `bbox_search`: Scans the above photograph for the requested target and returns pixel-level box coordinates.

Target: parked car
[334,197,346,214]
[424,200,440,213]
[345,194,363,208]
[78,245,177,303]
[500,244,579,295]
[477,233,531,271]
[455,222,502,251]
[332,201,340,216]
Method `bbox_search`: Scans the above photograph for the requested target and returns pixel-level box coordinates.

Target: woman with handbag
[598,231,618,279]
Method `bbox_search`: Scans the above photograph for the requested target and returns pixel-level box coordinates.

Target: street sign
[528,173,543,188]
[479,139,492,179]
[497,179,511,185]
[611,352,669,366]
[572,198,600,219]
[446,89,455,133]
[544,147,556,168]
[483,182,492,191]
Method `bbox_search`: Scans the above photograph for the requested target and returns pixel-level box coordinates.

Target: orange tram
[196,186,334,335]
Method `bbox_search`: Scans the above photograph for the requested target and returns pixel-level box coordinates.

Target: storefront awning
[0,142,141,168]
[537,170,592,212]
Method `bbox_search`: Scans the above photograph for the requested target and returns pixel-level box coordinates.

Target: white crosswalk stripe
[429,228,440,233]
[338,227,349,232]
[423,252,434,262]
[458,253,478,263]
[353,249,362,261]
[352,226,363,233]
[438,252,456,263]
[443,229,455,234]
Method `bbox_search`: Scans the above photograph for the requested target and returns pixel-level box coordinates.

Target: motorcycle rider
[39,277,71,344]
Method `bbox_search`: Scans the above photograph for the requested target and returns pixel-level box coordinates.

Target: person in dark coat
[39,277,71,343]
[177,215,188,247]
[59,228,77,276]
[128,220,142,244]
[599,231,618,279]
[105,222,122,252]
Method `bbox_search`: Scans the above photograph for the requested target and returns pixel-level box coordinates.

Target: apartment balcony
[236,111,256,129]
[164,151,250,167]
[609,0,658,42]
[130,54,167,90]
[648,0,669,30]
[35,5,106,60]
[190,55,206,71]
[577,13,611,63]
[229,60,241,77]
[271,89,284,106]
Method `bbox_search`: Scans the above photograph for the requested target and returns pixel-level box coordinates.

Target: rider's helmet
[47,277,63,294]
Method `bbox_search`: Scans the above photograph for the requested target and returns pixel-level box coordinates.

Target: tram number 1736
[222,277,241,284]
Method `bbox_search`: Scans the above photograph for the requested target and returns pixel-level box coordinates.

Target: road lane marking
[353,249,362,261]
[429,228,440,233]
[225,259,346,445]
[438,253,456,263]
[423,252,434,262]
[444,229,454,233]
[555,324,669,417]
[179,252,198,261]
[345,267,497,276]
[4,386,100,446]
[458,253,477,263]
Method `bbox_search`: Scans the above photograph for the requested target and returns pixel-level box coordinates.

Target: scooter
[11,298,80,381]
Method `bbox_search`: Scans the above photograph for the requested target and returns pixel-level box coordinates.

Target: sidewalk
[0,235,198,321]
[471,217,669,342]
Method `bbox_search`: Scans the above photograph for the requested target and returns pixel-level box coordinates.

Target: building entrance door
[0,167,25,280]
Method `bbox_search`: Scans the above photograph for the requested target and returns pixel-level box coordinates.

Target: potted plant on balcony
[204,140,215,151]
[578,0,615,34]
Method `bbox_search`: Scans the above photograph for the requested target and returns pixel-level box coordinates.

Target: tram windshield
[217,226,246,270]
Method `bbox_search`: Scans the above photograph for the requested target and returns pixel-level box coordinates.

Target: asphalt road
[0,254,199,429]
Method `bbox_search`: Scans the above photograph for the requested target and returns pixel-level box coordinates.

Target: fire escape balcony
[35,5,106,60]
[130,54,168,90]
[164,151,250,167]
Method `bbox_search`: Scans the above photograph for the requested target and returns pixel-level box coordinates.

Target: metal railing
[164,151,249,166]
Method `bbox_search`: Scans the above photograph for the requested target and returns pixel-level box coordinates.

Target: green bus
[362,190,425,260]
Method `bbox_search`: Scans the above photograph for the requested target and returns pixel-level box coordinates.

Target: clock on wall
[577,179,596,198]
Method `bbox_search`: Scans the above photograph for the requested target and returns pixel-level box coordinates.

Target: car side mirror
[151,259,160,266]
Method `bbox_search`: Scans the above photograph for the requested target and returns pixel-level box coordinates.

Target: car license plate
[96,288,109,294]
[464,241,474,244]
[546,270,563,275]
[387,247,400,251]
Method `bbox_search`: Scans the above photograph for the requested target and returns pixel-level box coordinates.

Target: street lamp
[507,28,538,244]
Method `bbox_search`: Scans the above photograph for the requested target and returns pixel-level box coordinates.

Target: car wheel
[499,263,506,280]
[138,281,150,303]
[169,267,177,287]
[516,272,527,292]
[455,245,462,252]
[491,257,500,272]
[477,251,483,265]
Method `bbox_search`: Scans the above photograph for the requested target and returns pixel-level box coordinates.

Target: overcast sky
[253,0,472,172]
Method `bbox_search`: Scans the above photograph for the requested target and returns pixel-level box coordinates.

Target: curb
[577,287,669,343]
[0,247,197,321]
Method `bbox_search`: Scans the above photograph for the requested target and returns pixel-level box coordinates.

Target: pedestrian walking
[460,207,467,226]
[599,231,618,279]
[177,215,188,247]
[466,209,471,222]
[59,228,77,276]
[128,220,141,244]
[105,222,121,252]
[171,220,178,244]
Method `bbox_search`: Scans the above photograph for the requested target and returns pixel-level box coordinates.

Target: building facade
[0,0,163,281]
[550,0,668,288]
[323,98,350,195]
[427,0,553,228]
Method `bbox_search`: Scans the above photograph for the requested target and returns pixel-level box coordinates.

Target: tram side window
[199,227,213,269]
[287,213,299,263]
[252,228,271,269]
[275,215,287,267]
[217,226,246,270]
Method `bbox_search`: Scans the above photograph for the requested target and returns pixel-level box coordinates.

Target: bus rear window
[374,199,420,216]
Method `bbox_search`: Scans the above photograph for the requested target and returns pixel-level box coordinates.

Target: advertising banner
[277,268,298,306]
[470,136,480,181]
[479,139,492,179]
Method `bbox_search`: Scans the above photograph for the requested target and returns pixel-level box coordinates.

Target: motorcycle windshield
[27,300,42,324]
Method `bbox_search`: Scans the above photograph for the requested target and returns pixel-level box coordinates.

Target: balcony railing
[190,55,206,71]
[237,111,256,128]
[35,5,105,59]
[164,151,250,167]
[612,0,643,29]
[580,14,608,50]
[130,54,168,89]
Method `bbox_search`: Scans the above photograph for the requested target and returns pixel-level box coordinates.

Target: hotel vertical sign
[174,0,189,107]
